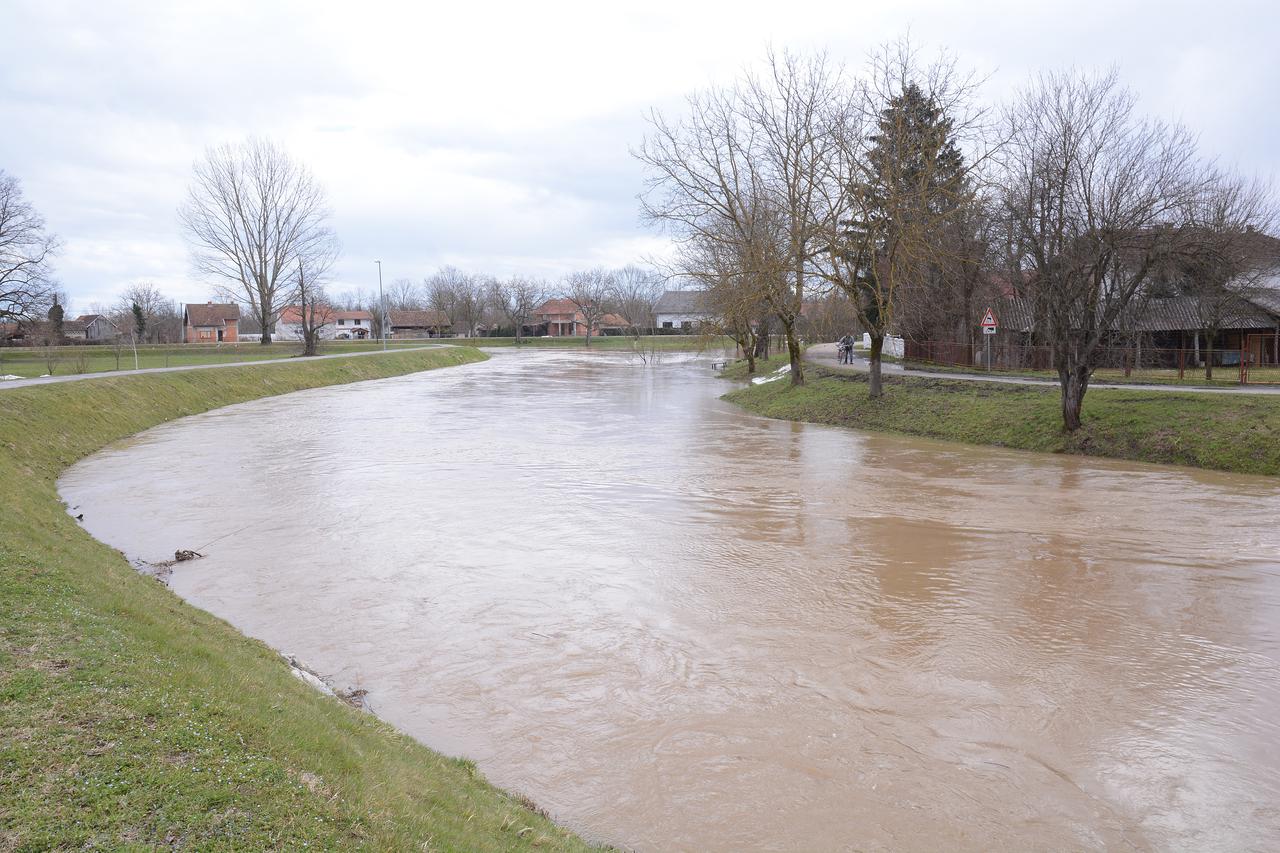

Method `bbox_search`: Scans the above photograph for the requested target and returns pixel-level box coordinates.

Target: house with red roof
[526,299,627,337]
[182,302,240,343]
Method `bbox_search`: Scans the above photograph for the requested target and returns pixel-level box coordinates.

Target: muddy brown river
[61,349,1280,851]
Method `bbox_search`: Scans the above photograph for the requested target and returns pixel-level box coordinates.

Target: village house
[63,314,120,341]
[653,290,717,330]
[525,299,628,337]
[331,310,374,339]
[909,290,1280,373]
[182,302,240,343]
[388,309,451,338]
[273,306,374,341]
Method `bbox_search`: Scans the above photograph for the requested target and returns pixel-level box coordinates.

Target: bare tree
[426,266,482,337]
[1165,176,1279,378]
[998,70,1224,430]
[490,275,545,343]
[679,228,772,373]
[564,268,614,346]
[638,50,846,386]
[291,236,340,356]
[611,264,664,334]
[0,170,59,326]
[180,138,334,345]
[114,281,178,343]
[386,277,422,310]
[816,40,988,397]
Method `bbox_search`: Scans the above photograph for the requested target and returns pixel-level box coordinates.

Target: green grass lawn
[0,336,727,379]
[0,348,598,851]
[0,340,438,379]
[723,360,1280,475]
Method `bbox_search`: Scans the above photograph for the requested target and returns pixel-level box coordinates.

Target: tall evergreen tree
[47,298,64,340]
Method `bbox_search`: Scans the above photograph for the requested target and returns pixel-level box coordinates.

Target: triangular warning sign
[980,307,998,328]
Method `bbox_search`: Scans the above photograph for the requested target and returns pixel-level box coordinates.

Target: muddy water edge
[60,349,1280,851]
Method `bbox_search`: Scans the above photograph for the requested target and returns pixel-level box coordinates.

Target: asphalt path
[806,342,1280,395]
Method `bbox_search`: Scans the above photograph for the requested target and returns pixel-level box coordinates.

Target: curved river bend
[62,350,1280,851]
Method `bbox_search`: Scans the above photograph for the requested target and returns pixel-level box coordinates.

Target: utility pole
[375,259,387,350]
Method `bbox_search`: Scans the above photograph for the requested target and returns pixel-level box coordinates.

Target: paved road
[806,342,1280,396]
[0,345,447,391]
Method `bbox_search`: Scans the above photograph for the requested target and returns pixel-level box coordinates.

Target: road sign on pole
[980,307,998,334]
[980,307,998,370]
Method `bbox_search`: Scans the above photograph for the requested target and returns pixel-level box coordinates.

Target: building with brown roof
[526,299,628,337]
[388,309,451,338]
[183,302,240,343]
[273,306,375,340]
[64,314,120,341]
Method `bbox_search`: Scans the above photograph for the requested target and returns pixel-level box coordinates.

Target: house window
[338,319,345,326]
[662,321,673,329]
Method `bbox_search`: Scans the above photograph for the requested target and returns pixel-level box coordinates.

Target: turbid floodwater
[61,349,1280,851]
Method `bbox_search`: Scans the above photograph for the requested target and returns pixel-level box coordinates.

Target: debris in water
[284,654,335,697]
[283,653,372,711]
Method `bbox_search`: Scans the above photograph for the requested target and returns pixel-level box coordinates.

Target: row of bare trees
[638,40,1276,430]
[334,264,667,344]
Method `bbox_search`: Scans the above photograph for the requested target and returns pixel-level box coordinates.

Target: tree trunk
[781,315,804,386]
[754,324,770,360]
[868,333,885,398]
[1058,365,1090,431]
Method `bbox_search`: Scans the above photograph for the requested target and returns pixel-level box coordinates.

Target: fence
[903,339,1280,385]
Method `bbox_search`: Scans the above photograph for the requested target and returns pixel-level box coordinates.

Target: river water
[60,350,1280,851]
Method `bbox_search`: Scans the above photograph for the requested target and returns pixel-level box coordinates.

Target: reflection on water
[61,349,1280,851]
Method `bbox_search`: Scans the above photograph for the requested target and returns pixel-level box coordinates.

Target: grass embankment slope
[723,356,1280,475]
[0,348,597,851]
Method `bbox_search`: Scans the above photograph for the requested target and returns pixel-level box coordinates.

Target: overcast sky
[3,0,1277,313]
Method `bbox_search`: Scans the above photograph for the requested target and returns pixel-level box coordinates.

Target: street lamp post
[375,259,387,350]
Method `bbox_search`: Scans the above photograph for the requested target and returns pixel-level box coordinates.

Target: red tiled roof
[185,302,240,327]
[534,298,580,316]
[276,305,371,325]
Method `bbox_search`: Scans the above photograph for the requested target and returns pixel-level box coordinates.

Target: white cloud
[2,0,1276,314]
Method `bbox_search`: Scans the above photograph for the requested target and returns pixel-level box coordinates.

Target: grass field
[723,355,1280,475]
[0,336,727,379]
[0,340,439,379]
[0,348,598,851]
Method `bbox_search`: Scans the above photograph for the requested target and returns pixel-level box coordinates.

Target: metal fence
[903,339,1280,385]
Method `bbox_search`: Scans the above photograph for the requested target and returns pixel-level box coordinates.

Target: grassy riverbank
[723,358,1280,475]
[0,348,597,850]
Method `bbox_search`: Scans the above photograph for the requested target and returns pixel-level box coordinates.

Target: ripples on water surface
[61,350,1280,851]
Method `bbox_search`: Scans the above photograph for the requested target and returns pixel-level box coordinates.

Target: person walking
[838,333,855,365]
